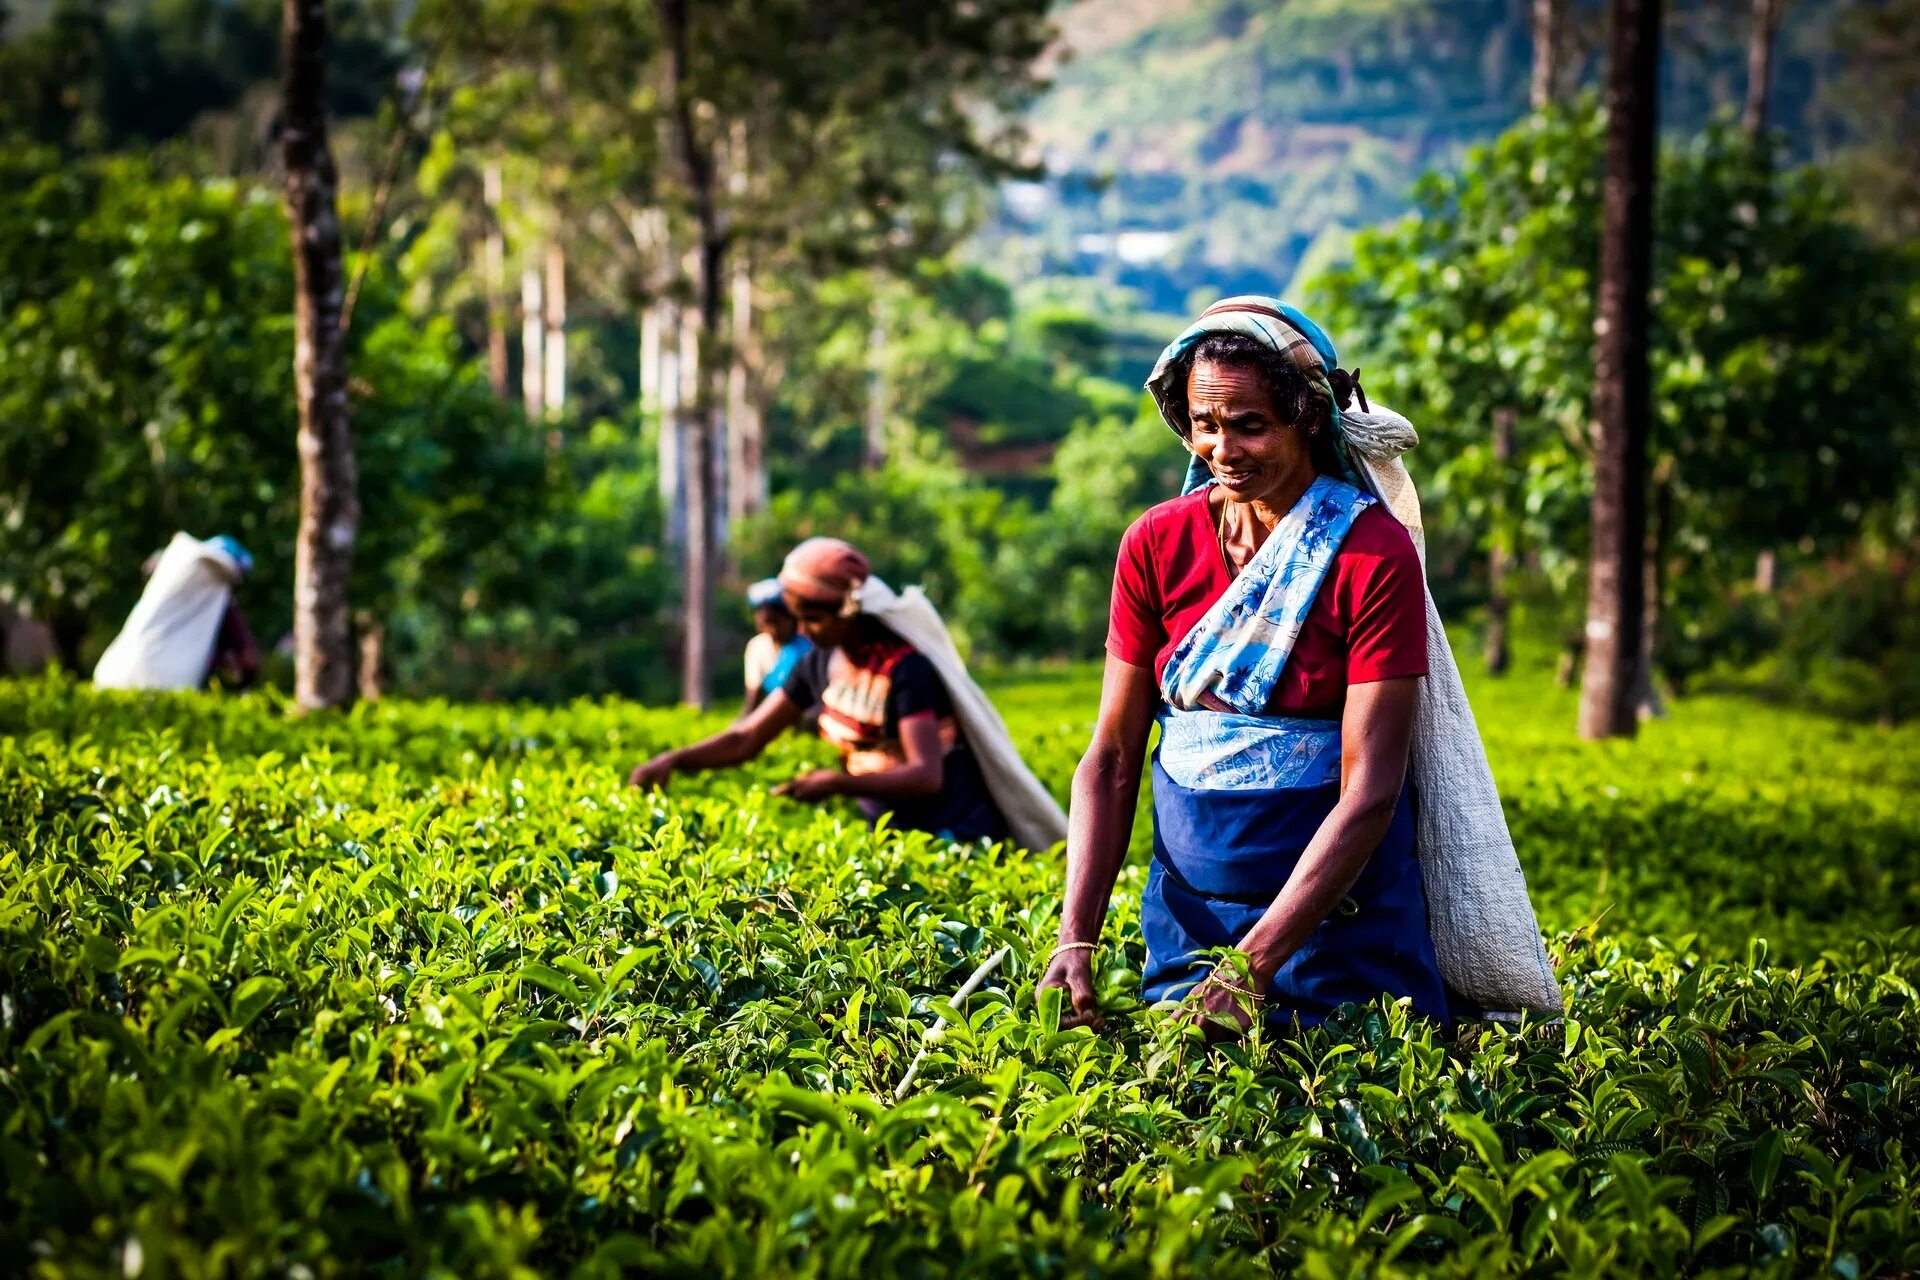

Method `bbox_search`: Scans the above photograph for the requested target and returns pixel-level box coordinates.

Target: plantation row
[3,671,1918,1276]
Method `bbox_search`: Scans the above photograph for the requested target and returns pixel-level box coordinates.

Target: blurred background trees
[0,0,1915,722]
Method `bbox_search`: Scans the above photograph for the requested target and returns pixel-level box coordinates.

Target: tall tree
[543,241,567,417]
[1531,0,1562,111]
[519,261,544,418]
[1579,0,1660,741]
[482,160,509,397]
[659,0,722,708]
[1742,0,1782,139]
[726,257,765,525]
[282,0,359,710]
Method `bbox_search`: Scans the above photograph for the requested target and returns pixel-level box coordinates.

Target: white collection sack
[92,533,244,691]
[1342,402,1565,1019]
[851,575,1070,853]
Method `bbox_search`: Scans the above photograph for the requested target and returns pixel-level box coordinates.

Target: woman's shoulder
[1123,489,1210,546]
[1340,502,1420,566]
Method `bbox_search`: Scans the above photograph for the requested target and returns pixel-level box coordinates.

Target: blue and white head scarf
[1144,296,1372,496]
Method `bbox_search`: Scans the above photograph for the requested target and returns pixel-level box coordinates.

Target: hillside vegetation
[992,0,1844,310]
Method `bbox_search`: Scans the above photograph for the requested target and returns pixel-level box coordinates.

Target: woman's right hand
[628,755,673,790]
[1038,947,1104,1031]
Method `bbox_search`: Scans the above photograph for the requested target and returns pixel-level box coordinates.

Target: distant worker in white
[93,533,261,692]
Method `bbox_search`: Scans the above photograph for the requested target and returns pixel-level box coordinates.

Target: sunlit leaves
[3,672,1919,1274]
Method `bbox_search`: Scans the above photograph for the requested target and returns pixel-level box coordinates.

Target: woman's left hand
[773,768,844,803]
[1181,973,1261,1043]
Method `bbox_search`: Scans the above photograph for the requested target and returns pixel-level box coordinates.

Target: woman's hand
[1180,971,1260,1043]
[628,755,674,790]
[1038,947,1104,1030]
[773,768,844,803]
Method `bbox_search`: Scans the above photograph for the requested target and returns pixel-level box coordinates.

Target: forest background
[1,0,1915,723]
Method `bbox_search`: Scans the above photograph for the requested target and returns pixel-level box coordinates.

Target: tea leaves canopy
[3,670,1918,1276]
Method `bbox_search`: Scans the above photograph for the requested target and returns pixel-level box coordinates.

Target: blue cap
[209,535,254,576]
[746,577,784,609]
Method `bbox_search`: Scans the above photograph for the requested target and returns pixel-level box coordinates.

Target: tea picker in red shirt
[1038,298,1561,1041]
[627,539,1066,852]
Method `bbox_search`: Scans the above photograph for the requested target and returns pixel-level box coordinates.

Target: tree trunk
[727,258,765,525]
[1743,0,1781,139]
[1,602,58,673]
[1754,548,1778,592]
[1578,0,1660,741]
[661,0,722,710]
[1635,458,1673,720]
[482,161,509,397]
[1531,0,1561,110]
[628,206,669,419]
[658,303,685,549]
[543,241,566,416]
[520,263,544,418]
[1555,636,1582,689]
[640,301,664,418]
[1485,406,1516,675]
[283,0,359,712]
[355,611,388,702]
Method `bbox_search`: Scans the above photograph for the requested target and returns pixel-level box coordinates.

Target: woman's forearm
[1058,746,1142,944]
[845,759,943,799]
[1237,791,1399,981]
[662,726,761,774]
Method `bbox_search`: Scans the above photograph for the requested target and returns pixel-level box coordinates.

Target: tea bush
[4,669,1918,1277]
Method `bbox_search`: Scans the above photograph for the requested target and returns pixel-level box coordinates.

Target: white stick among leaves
[893,945,1011,1100]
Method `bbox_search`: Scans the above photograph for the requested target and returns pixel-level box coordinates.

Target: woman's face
[1185,358,1316,506]
[783,591,852,649]
[755,605,797,643]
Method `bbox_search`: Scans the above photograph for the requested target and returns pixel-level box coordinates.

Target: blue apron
[1141,755,1449,1025]
[1143,474,1449,1027]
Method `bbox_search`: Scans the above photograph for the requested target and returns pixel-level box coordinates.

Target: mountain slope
[991,0,1842,312]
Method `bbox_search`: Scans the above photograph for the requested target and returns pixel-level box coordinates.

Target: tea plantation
[4,667,1918,1277]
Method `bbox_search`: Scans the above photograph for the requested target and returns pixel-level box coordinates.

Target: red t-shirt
[1105,491,1429,717]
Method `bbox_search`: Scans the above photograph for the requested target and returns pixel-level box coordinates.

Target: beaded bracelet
[1048,940,1101,963]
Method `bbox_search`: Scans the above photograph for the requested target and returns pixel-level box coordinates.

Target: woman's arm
[1038,654,1160,1029]
[629,689,803,788]
[1188,676,1419,1035]
[776,712,945,801]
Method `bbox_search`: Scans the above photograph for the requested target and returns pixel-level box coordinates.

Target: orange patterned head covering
[779,537,871,610]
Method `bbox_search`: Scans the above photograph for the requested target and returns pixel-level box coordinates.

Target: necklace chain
[1215,491,1239,579]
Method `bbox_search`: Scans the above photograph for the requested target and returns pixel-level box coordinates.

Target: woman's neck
[1217,467,1319,534]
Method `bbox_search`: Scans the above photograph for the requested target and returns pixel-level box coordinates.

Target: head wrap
[746,577,785,610]
[208,534,254,578]
[779,537,871,610]
[1144,296,1373,495]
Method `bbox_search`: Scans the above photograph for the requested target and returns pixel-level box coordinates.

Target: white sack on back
[93,533,243,691]
[852,575,1069,853]
[1343,402,1565,1019]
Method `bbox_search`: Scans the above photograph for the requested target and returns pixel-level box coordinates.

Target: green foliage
[735,376,1182,663]
[0,0,401,154]
[0,143,549,673]
[1315,105,1920,678]
[4,666,1919,1274]
[430,416,679,706]
[1696,546,1920,725]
